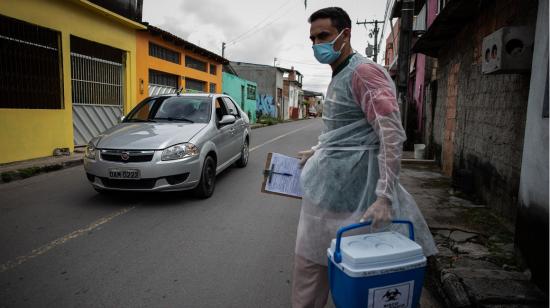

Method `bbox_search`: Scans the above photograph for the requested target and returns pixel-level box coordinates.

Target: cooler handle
[333,220,415,264]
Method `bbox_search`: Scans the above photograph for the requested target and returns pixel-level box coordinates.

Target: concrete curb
[0,156,84,184]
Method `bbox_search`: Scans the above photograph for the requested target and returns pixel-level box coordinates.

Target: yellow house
[0,0,145,164]
[136,24,227,103]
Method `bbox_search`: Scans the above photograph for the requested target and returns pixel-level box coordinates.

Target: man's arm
[351,63,407,226]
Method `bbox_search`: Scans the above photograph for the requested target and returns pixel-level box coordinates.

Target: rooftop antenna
[176,87,184,96]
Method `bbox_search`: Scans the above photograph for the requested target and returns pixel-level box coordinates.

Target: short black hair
[308,7,352,32]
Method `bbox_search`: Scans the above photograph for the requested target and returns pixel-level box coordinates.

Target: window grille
[185,56,207,72]
[149,70,179,88]
[247,84,257,100]
[209,83,216,93]
[0,14,62,109]
[185,78,206,92]
[149,42,180,64]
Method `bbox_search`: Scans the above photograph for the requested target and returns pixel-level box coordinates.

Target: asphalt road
[0,119,323,308]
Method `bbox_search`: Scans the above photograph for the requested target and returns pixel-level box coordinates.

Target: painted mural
[256,94,276,118]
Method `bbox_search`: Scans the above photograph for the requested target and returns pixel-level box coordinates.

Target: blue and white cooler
[327,220,426,308]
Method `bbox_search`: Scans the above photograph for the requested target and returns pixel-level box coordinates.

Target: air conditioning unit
[482,26,534,74]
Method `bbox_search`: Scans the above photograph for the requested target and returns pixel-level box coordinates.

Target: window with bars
[149,42,180,64]
[185,78,206,92]
[149,70,179,88]
[210,64,217,75]
[247,84,256,100]
[185,56,207,72]
[209,83,216,93]
[0,14,63,109]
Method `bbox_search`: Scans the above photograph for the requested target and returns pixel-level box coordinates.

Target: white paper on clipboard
[263,153,303,198]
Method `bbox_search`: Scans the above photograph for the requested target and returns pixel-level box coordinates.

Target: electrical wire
[225,0,293,45]
[226,0,298,47]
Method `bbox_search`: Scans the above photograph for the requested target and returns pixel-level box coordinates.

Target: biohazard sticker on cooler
[327,221,426,308]
[368,281,414,308]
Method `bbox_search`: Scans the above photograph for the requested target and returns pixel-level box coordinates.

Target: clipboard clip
[264,163,293,183]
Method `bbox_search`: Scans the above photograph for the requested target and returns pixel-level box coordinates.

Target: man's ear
[344,28,351,41]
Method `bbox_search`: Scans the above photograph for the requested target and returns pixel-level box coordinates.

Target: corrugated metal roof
[143,23,229,64]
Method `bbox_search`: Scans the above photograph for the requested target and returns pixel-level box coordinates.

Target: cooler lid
[329,231,425,270]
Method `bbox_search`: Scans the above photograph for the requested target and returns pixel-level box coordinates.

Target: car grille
[99,177,157,189]
[100,150,155,163]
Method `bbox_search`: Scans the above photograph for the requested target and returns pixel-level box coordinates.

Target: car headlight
[85,142,96,160]
[161,143,199,161]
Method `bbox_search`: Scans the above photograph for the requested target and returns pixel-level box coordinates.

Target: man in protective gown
[292,7,438,308]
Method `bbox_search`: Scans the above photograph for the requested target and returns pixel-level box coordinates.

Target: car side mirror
[219,115,236,125]
[119,115,125,123]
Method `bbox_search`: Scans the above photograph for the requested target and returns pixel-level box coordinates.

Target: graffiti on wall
[256,94,276,118]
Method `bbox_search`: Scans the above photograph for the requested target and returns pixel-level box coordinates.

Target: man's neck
[330,47,353,71]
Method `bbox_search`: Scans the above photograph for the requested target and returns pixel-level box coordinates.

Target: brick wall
[431,0,537,220]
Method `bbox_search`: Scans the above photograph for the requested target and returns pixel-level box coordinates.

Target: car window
[215,97,229,123]
[222,97,240,118]
[125,96,211,123]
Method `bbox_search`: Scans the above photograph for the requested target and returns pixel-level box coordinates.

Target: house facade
[0,0,144,163]
[136,25,226,103]
[229,62,285,119]
[222,72,258,123]
[409,0,547,290]
[282,67,304,120]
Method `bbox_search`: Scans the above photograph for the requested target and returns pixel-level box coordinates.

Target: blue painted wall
[222,72,257,123]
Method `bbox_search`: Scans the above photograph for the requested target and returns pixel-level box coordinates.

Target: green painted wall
[222,72,257,123]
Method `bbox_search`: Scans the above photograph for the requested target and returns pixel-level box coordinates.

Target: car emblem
[121,152,130,161]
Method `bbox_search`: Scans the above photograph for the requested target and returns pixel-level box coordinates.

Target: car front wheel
[194,155,216,198]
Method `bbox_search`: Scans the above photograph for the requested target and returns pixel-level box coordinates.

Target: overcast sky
[143,0,390,95]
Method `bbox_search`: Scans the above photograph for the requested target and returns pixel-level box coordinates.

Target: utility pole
[356,19,384,63]
[396,0,415,144]
[274,57,277,67]
[222,42,226,58]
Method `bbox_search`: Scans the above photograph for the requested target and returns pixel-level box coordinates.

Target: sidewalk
[0,151,84,183]
[401,162,547,307]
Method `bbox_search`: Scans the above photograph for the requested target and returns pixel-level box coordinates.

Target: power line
[226,0,292,45]
[226,1,298,47]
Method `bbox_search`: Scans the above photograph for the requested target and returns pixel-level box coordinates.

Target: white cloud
[143,0,389,95]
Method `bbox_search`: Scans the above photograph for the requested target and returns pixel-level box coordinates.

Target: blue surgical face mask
[312,30,347,64]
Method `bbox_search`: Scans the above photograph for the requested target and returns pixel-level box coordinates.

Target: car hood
[96,122,208,150]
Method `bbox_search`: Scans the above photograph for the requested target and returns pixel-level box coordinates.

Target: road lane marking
[0,206,135,273]
[250,122,318,153]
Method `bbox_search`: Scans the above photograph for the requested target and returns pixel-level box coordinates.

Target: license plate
[109,169,140,179]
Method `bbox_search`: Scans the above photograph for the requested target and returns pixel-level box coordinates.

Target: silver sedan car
[83,93,250,198]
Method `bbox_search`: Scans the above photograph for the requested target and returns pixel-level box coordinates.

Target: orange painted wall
[135,30,223,105]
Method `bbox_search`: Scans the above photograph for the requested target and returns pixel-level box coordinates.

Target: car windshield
[124,96,212,124]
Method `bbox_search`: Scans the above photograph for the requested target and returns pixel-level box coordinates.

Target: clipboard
[261,152,303,199]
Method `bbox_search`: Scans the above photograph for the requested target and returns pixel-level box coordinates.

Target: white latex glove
[298,149,314,168]
[360,197,392,229]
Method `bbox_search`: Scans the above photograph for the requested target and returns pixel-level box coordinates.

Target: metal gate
[71,52,124,146]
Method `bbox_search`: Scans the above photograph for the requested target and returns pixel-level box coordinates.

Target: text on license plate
[109,169,140,179]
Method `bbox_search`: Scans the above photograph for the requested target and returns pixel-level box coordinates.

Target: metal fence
[71,52,124,106]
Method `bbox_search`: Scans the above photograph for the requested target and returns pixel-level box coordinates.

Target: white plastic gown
[296,54,438,265]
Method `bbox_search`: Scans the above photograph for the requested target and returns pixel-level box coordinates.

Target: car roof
[148,93,226,99]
